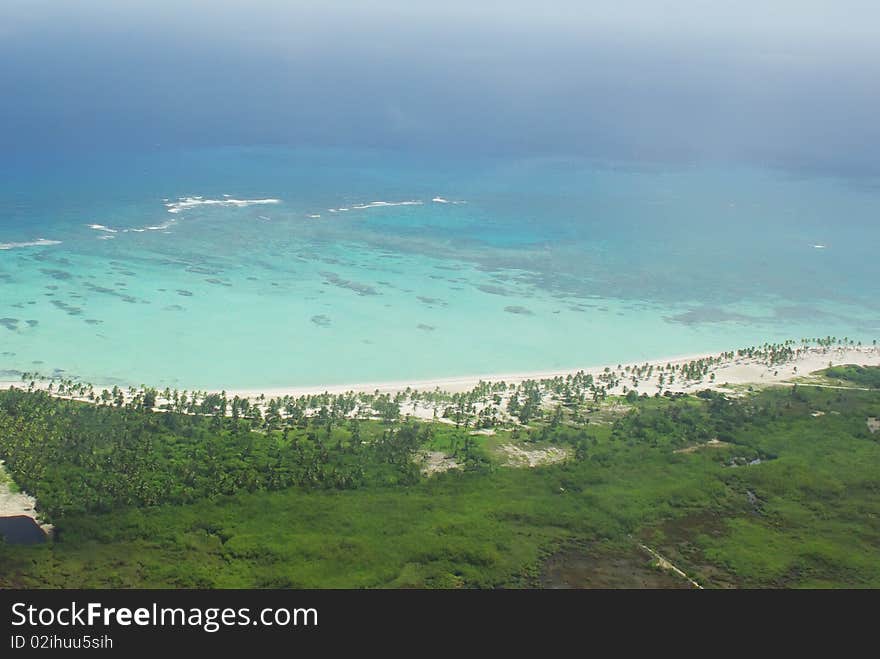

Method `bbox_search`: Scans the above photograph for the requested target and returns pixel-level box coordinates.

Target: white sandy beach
[3,344,879,403]
[220,344,880,400]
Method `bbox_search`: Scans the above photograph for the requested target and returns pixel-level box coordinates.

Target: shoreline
[221,350,729,398]
[207,345,880,400]
[5,344,879,401]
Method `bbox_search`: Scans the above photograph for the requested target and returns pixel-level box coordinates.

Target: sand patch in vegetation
[673,438,731,454]
[868,417,879,434]
[498,444,570,468]
[419,451,461,476]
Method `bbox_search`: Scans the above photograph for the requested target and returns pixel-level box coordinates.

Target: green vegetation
[0,388,434,519]
[824,365,880,389]
[1,378,879,588]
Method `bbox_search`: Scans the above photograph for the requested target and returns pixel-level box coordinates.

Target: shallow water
[2,147,878,389]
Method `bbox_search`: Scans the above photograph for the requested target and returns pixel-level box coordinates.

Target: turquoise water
[2,147,879,390]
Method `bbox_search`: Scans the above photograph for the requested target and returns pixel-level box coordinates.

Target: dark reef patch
[85,319,103,325]
[0,318,20,330]
[40,268,73,280]
[176,290,194,297]
[417,324,436,331]
[50,300,83,316]
[83,282,138,304]
[417,296,447,307]
[311,314,331,327]
[25,320,38,327]
[185,265,222,276]
[206,278,232,287]
[504,305,534,316]
[477,284,512,296]
[321,272,378,296]
[665,307,755,326]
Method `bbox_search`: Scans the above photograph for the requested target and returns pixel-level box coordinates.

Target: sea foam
[0,238,62,250]
[351,200,423,210]
[326,200,424,213]
[165,197,282,214]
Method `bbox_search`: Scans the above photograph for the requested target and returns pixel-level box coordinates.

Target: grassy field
[1,380,879,588]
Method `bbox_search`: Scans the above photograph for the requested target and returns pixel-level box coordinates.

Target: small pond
[0,515,47,545]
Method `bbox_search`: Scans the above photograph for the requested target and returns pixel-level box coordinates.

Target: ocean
[1,146,878,390]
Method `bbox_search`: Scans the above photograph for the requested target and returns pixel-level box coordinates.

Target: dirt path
[638,543,703,589]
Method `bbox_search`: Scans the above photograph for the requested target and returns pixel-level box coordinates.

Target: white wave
[350,200,423,210]
[432,197,450,204]
[326,199,425,214]
[165,196,281,214]
[130,228,146,233]
[307,214,322,219]
[145,221,175,231]
[98,235,116,241]
[87,223,118,233]
[0,238,62,250]
[813,244,827,249]
[257,215,271,221]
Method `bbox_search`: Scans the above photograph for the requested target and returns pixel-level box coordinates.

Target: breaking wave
[0,238,62,251]
[165,196,282,214]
